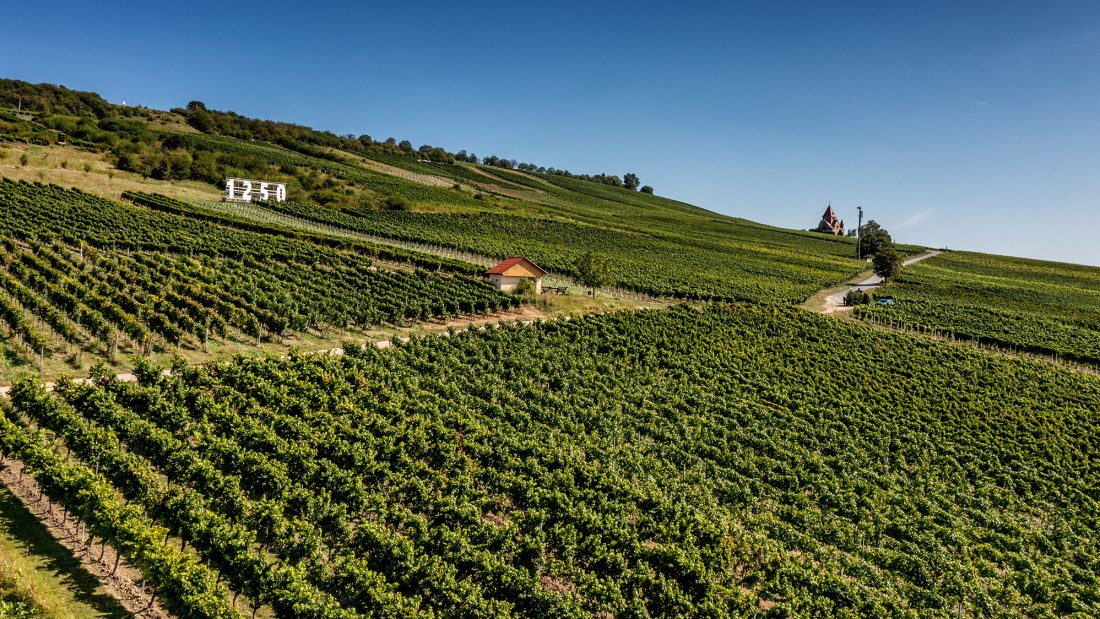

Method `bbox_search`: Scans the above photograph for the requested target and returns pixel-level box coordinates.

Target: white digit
[226,178,234,199]
[276,184,286,201]
[259,182,269,201]
[242,180,252,202]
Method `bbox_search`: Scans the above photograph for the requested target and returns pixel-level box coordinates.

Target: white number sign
[225,178,287,202]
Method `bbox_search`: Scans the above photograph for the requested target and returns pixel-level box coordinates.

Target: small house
[486,256,547,295]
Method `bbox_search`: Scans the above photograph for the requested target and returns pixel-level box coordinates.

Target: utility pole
[856,206,864,261]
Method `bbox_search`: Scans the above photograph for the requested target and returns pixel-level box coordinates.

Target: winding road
[821,250,942,314]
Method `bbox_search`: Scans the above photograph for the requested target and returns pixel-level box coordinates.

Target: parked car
[876,296,895,306]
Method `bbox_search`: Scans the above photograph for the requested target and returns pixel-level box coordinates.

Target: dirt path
[0,305,590,394]
[818,250,942,315]
[0,459,172,619]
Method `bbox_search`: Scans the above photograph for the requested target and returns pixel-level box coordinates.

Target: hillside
[855,251,1100,365]
[0,79,1098,618]
[0,79,880,305]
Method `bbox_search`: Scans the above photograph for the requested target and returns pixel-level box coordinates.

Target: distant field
[129,132,873,304]
[855,251,1100,364]
[257,199,864,304]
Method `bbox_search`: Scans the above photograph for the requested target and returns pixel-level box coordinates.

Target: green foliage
[857,220,893,258]
[639,185,654,194]
[7,305,1100,617]
[383,196,410,211]
[0,79,112,119]
[856,251,1100,364]
[512,277,535,296]
[0,572,46,619]
[572,251,613,293]
[0,381,246,618]
[257,199,864,304]
[872,246,904,281]
[0,595,45,618]
[0,181,514,364]
[623,172,640,190]
[844,288,871,305]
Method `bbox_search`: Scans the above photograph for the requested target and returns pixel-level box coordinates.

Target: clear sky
[4,1,1099,265]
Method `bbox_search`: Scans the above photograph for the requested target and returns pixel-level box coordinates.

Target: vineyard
[0,179,479,274]
[1,305,1097,617]
[3,80,1099,619]
[254,200,863,304]
[103,130,873,304]
[855,251,1100,364]
[0,179,515,371]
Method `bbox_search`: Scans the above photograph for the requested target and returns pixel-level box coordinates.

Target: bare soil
[0,144,220,204]
[0,458,171,619]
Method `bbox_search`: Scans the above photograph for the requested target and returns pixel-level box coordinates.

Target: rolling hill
[0,79,1097,618]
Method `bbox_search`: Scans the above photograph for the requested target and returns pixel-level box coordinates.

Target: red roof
[486,256,547,276]
[822,205,838,220]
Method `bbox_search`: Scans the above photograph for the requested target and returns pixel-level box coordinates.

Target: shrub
[384,196,411,211]
[844,289,871,306]
[513,278,535,296]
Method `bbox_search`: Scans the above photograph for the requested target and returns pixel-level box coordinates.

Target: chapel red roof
[486,256,547,276]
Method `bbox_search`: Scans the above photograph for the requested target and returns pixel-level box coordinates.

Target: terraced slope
[0,179,514,372]
[257,199,863,304]
[855,251,1100,364]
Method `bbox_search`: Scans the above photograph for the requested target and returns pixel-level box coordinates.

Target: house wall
[490,274,542,295]
[501,263,540,278]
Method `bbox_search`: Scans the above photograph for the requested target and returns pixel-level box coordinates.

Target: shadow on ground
[0,481,130,618]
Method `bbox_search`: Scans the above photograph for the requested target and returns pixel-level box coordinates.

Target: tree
[640,185,654,194]
[623,172,640,190]
[872,246,904,282]
[573,252,613,295]
[186,109,215,133]
[858,220,893,258]
[383,196,410,211]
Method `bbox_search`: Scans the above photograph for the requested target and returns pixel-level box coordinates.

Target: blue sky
[4,1,1099,265]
